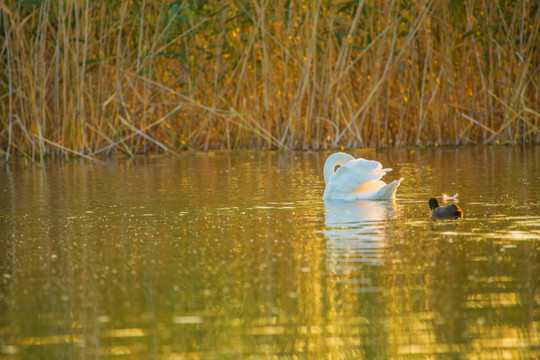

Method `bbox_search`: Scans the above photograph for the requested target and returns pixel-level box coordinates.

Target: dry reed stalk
[1,0,539,160]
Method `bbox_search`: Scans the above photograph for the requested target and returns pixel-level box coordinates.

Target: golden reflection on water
[0,148,539,358]
[324,200,399,267]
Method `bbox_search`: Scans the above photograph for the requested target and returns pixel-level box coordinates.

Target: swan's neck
[323,152,355,184]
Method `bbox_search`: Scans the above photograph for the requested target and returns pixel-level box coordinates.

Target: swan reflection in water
[324,200,399,269]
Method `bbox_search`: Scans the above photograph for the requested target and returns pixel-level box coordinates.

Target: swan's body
[323,152,403,200]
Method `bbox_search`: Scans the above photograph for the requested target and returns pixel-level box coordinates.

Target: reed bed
[1,0,539,160]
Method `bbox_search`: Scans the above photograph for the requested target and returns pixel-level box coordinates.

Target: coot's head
[428,198,440,210]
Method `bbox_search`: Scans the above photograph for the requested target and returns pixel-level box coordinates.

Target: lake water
[0,147,539,359]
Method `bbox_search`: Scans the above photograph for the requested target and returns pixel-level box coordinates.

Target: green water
[0,147,539,359]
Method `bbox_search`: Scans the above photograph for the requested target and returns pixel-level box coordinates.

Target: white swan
[323,152,403,200]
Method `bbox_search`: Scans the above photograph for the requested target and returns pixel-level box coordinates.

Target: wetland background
[1,0,539,161]
[1,2,540,358]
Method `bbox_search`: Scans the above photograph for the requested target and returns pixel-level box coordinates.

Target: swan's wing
[326,161,389,195]
[343,158,386,173]
[340,158,392,184]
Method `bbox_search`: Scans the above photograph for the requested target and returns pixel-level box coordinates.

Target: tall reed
[1,0,539,160]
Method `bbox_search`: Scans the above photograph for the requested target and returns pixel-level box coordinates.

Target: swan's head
[323,152,355,185]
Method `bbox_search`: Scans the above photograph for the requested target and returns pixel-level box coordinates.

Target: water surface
[0,147,539,359]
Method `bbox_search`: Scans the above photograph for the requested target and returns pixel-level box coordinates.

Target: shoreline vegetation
[1,0,539,162]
